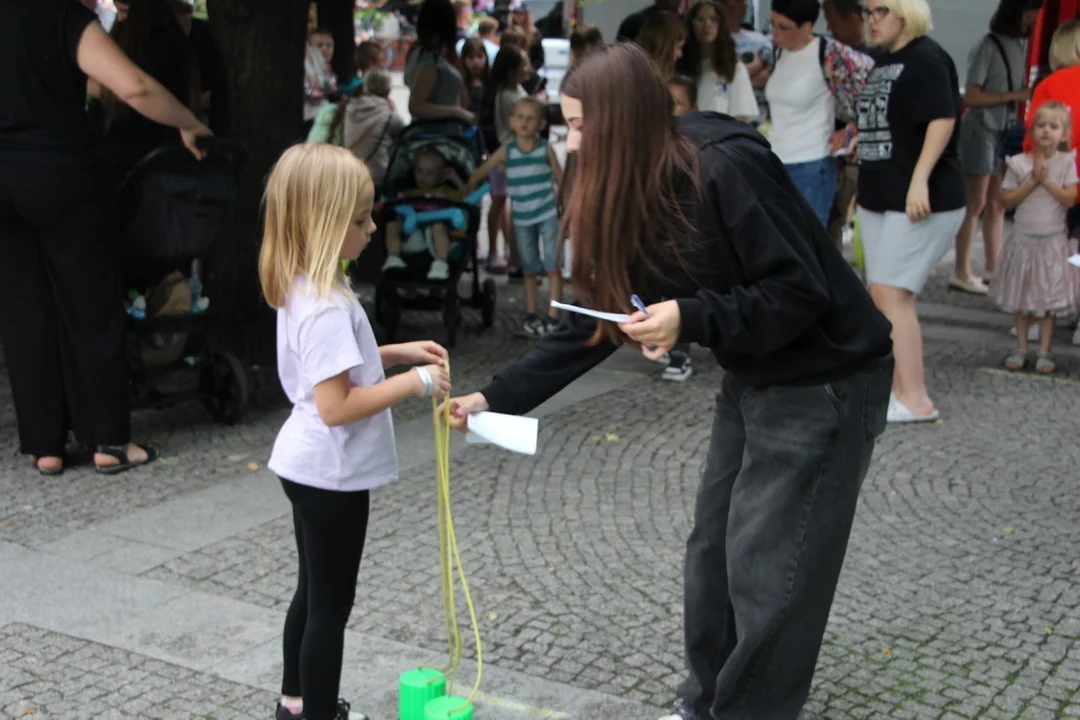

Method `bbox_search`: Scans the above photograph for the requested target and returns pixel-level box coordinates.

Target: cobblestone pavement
[2,267,1080,720]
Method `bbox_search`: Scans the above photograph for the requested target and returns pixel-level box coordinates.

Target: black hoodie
[480,112,893,416]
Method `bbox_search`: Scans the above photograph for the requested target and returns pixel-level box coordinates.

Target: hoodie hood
[677,111,771,154]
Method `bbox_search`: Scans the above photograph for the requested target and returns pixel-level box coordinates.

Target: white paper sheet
[549,300,632,324]
[1068,253,1080,268]
[466,412,538,455]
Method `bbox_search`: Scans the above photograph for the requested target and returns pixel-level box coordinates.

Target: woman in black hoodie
[442,44,894,720]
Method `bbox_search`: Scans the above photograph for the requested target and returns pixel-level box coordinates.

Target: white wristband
[413,366,433,397]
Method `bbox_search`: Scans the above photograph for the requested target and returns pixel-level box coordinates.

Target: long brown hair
[100,0,201,129]
[560,44,700,347]
[678,1,737,82]
[635,11,687,80]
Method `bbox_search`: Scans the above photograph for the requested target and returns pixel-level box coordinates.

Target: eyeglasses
[861,6,891,21]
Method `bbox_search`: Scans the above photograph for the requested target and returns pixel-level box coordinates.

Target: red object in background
[1022,0,1080,121]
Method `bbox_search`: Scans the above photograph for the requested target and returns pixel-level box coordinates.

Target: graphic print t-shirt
[856,37,965,214]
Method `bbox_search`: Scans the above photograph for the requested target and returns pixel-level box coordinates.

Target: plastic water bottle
[190,259,203,314]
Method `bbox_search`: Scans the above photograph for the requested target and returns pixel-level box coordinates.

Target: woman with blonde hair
[1024,20,1080,244]
[636,11,687,80]
[856,0,966,423]
[259,143,449,720]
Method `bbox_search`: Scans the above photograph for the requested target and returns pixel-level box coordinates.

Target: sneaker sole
[662,369,693,382]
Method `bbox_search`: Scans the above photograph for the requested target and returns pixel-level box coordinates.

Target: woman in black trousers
[443,44,894,720]
[0,0,210,475]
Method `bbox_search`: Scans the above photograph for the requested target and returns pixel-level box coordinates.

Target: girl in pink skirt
[991,102,1079,373]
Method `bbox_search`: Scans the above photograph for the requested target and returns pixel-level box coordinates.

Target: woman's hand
[180,123,212,160]
[396,340,449,366]
[437,392,490,433]
[829,129,848,154]
[456,107,477,125]
[905,176,931,222]
[619,300,681,361]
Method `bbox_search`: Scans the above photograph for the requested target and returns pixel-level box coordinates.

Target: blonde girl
[991,102,1078,374]
[258,144,450,720]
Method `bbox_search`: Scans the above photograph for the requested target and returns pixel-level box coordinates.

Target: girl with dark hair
[636,11,687,80]
[460,36,490,123]
[951,0,1042,295]
[678,0,758,121]
[406,0,472,123]
[442,43,894,720]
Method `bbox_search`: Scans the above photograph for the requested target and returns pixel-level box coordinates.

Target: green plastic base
[424,696,474,720]
[399,668,447,720]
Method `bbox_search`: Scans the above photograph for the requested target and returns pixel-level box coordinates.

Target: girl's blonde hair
[259,144,373,309]
[1049,20,1080,71]
[1031,101,1073,151]
[874,0,933,39]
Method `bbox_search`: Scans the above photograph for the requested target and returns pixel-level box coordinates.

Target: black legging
[0,161,131,456]
[280,478,371,720]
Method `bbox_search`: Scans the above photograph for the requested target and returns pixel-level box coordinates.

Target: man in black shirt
[615,0,679,42]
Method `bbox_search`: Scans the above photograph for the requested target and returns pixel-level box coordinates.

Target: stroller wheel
[444,291,461,348]
[480,278,497,328]
[375,280,401,341]
[201,351,249,425]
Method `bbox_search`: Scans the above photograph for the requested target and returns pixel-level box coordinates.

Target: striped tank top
[505,139,557,226]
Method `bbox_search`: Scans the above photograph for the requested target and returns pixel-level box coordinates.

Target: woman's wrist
[412,366,433,397]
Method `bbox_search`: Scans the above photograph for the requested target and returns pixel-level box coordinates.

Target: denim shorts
[785,157,838,229]
[513,214,560,275]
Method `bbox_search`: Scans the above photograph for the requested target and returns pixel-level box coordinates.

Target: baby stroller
[115,136,249,424]
[364,121,497,347]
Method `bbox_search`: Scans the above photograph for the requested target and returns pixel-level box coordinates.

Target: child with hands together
[258,144,449,720]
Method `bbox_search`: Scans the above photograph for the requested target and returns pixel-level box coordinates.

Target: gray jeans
[679,354,893,720]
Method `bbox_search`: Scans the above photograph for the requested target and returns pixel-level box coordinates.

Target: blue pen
[630,294,649,316]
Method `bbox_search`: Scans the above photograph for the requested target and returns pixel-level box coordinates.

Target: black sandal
[31,456,65,477]
[94,443,160,475]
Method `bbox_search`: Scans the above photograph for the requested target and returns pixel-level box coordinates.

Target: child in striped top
[468,97,564,336]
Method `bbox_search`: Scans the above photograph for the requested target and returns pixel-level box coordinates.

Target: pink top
[1002,151,1078,237]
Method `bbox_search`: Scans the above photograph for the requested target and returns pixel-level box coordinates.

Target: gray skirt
[958,113,1004,177]
[858,207,966,294]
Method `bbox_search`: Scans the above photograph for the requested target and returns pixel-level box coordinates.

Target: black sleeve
[907,44,960,125]
[479,309,618,415]
[676,148,831,356]
[64,3,99,63]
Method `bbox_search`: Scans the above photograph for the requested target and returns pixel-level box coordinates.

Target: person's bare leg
[1038,314,1055,354]
[870,283,935,415]
[1015,314,1032,352]
[982,173,1005,277]
[431,223,450,259]
[386,221,404,256]
[523,273,539,315]
[954,174,990,280]
[487,197,506,262]
[546,269,563,319]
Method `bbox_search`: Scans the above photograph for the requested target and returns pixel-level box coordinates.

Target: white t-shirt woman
[764,36,835,164]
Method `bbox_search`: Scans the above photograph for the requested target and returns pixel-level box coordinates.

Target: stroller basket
[117,138,246,260]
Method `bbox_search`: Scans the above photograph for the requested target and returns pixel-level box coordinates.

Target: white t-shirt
[268,279,398,492]
[698,60,759,120]
[764,37,835,164]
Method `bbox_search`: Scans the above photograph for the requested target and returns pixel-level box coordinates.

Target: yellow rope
[428,360,483,713]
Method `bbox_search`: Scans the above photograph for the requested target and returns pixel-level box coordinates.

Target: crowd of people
[3,1,1080,720]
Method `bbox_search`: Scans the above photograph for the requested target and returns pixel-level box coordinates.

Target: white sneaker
[948,273,989,295]
[382,255,407,272]
[427,258,450,281]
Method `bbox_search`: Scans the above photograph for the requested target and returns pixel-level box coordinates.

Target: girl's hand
[415,363,452,399]
[905,177,931,222]
[1033,154,1048,184]
[398,340,449,366]
[619,300,681,361]
[437,392,490,433]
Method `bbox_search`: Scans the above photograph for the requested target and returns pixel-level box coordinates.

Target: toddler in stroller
[381,148,466,281]
[369,125,497,346]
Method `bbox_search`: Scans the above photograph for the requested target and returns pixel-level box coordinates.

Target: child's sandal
[1035,352,1056,374]
[1004,348,1028,371]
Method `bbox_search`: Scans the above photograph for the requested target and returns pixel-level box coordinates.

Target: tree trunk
[317,0,357,85]
[206,0,309,365]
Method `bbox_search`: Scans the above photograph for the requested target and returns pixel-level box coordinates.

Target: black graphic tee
[856,36,965,214]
